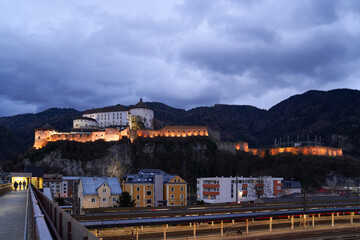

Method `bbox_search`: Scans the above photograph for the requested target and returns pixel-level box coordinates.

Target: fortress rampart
[33,126,219,149]
[248,146,343,157]
[33,125,342,157]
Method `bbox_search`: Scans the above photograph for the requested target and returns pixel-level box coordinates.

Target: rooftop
[83,104,128,114]
[80,177,122,196]
[129,98,152,110]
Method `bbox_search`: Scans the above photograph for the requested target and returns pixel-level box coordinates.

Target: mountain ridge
[1,88,360,165]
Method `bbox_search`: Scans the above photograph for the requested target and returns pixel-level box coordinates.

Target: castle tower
[128,98,154,129]
[33,123,57,149]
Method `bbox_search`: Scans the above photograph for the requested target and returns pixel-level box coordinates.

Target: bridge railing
[31,185,98,240]
[28,185,53,240]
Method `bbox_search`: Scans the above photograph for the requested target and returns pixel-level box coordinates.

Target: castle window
[38,136,40,139]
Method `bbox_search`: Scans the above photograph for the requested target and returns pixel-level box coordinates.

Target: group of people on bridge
[13,181,28,190]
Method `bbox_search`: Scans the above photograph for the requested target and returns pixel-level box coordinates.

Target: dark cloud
[0,0,360,117]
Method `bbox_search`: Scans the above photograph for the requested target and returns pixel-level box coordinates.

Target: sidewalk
[0,190,27,240]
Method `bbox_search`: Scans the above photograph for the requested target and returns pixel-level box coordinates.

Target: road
[0,190,27,240]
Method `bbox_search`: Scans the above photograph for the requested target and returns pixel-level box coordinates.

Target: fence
[30,185,98,240]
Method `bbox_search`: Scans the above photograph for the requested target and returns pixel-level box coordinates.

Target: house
[123,169,187,207]
[78,177,122,210]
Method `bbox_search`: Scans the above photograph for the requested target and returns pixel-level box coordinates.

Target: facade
[43,174,68,198]
[196,176,283,204]
[281,180,302,196]
[83,105,128,128]
[78,177,122,210]
[122,169,187,207]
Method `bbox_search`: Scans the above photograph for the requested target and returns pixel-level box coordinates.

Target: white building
[75,98,154,130]
[43,174,69,198]
[196,176,283,204]
[82,105,128,128]
[73,117,98,129]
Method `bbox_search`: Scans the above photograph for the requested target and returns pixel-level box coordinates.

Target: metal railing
[30,185,98,240]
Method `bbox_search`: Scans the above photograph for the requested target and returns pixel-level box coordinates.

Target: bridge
[2,183,360,239]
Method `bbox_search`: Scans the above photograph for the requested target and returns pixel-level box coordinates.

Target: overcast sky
[1,0,360,117]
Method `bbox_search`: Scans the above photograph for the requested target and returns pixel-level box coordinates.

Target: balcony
[203,184,220,188]
[203,191,219,196]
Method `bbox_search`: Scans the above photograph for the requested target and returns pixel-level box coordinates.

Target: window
[103,189,107,193]
[171,187,174,192]
[136,195,140,200]
[146,199,151,204]
[91,198,96,203]
[146,191,151,196]
[181,203,184,206]
[113,197,117,202]
[102,198,107,202]
[136,187,140,192]
[171,194,174,200]
[181,187,184,191]
[180,194,184,200]
[171,203,174,206]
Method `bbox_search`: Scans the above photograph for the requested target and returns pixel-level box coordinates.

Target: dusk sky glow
[1,0,360,116]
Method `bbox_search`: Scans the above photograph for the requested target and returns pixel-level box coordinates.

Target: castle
[33,99,343,157]
[33,99,220,149]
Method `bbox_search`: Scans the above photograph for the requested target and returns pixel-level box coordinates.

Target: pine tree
[115,191,136,207]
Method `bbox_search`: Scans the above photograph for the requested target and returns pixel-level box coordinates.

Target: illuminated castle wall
[33,125,220,149]
[247,146,343,157]
[34,125,343,157]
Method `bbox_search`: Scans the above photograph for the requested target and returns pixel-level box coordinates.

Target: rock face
[23,144,133,177]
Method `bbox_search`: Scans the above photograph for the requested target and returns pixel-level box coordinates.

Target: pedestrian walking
[19,181,22,190]
[23,180,26,189]
[13,181,18,191]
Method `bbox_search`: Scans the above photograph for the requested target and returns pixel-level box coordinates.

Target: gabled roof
[36,123,55,130]
[129,98,152,110]
[83,105,128,114]
[79,177,122,196]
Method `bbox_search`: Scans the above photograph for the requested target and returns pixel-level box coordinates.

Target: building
[78,177,122,210]
[122,169,187,207]
[81,98,153,130]
[196,176,283,204]
[282,180,302,196]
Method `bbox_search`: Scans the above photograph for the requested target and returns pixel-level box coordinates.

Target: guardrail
[30,185,98,240]
[28,185,53,240]
[0,183,13,196]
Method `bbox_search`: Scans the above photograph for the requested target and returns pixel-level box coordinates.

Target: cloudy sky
[1,0,360,116]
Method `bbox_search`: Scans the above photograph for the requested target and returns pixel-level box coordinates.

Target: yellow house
[123,169,187,207]
[78,177,122,211]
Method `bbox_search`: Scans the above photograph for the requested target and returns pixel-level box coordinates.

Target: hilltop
[1,88,360,164]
